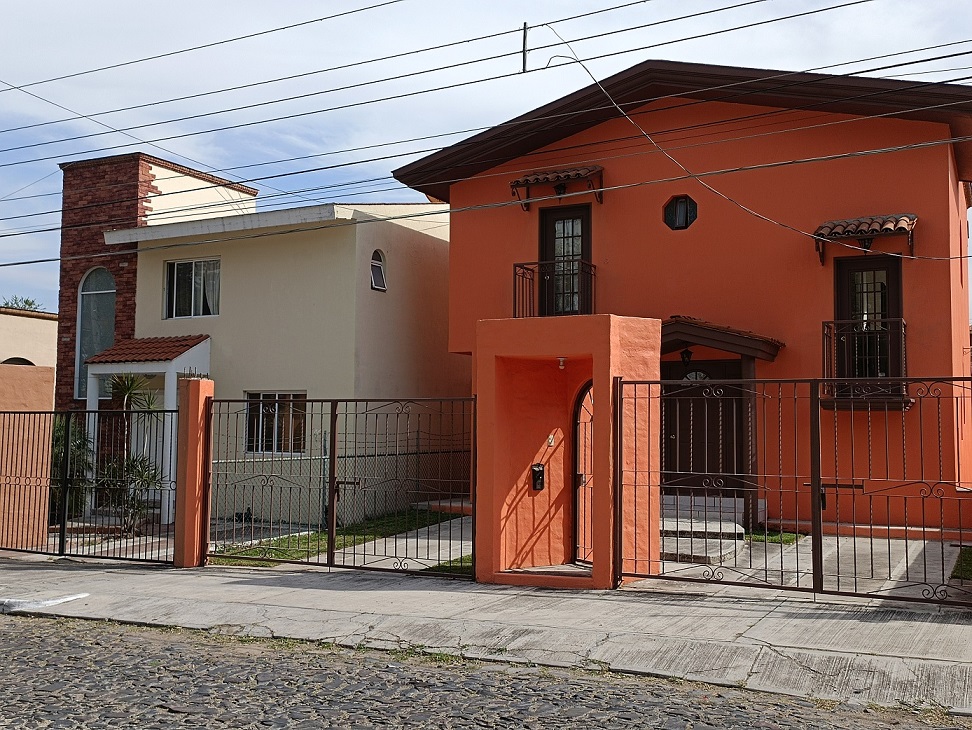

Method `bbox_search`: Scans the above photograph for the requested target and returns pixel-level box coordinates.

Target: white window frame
[165,258,220,319]
[245,392,307,454]
[75,267,116,400]
[370,250,387,292]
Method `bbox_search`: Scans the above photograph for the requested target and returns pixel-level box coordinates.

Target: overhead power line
[4,44,972,234]
[0,0,874,171]
[0,0,660,137]
[4,130,972,270]
[0,0,407,95]
[0,0,777,154]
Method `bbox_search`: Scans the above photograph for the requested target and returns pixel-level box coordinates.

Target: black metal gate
[0,409,178,563]
[616,377,972,607]
[208,397,475,577]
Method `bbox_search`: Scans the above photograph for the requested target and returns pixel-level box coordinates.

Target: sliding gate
[208,397,474,577]
[616,377,972,607]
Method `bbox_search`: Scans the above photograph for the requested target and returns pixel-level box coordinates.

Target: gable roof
[393,59,972,202]
[86,335,209,364]
[662,315,784,362]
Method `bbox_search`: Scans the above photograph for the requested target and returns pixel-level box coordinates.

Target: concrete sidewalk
[1,551,971,713]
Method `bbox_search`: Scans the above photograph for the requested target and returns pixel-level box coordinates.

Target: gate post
[173,377,214,568]
[809,379,824,593]
[326,401,339,567]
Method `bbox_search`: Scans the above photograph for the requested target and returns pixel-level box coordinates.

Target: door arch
[573,380,594,565]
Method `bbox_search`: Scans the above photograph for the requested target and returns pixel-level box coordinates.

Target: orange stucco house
[394,60,972,591]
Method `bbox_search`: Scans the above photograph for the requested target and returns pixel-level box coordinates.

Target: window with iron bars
[245,392,307,453]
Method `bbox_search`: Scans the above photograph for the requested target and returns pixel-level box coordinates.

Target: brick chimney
[55,154,157,409]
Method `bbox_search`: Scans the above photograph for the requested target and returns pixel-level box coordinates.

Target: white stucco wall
[0,308,58,367]
[127,202,469,401]
[351,205,471,399]
[145,162,256,226]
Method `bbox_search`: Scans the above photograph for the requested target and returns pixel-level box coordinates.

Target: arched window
[1,357,34,366]
[76,267,116,398]
[370,250,387,291]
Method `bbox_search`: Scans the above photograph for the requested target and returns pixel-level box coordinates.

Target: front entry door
[574,381,594,564]
[661,360,743,494]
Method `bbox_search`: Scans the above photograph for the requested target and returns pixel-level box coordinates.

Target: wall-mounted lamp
[858,237,874,251]
[557,357,566,370]
[680,348,693,367]
[553,182,568,197]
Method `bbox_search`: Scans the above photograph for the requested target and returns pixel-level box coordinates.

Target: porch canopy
[662,315,783,363]
[85,334,211,412]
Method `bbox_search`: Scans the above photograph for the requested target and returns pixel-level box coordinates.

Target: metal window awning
[813,213,917,264]
[509,165,603,211]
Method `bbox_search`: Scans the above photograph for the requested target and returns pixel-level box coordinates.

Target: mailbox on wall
[531,463,545,491]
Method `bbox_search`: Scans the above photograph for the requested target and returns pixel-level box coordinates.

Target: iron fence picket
[207,397,475,578]
[0,409,177,563]
[617,377,972,607]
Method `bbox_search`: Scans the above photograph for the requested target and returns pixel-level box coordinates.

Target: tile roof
[510,166,602,188]
[814,214,917,239]
[86,335,209,364]
[664,315,785,348]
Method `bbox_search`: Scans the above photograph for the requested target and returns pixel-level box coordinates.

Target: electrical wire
[0,0,874,171]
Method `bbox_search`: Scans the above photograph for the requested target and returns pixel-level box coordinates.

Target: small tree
[102,374,164,535]
[1,295,43,311]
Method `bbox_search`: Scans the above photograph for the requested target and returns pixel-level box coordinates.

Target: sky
[0,0,970,312]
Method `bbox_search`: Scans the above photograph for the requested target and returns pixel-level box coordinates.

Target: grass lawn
[423,554,473,576]
[209,508,458,567]
[746,528,801,545]
[951,547,972,581]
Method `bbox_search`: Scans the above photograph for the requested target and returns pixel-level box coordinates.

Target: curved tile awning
[813,213,917,264]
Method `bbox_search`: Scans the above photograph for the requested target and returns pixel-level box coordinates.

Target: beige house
[86,202,468,408]
[0,307,57,368]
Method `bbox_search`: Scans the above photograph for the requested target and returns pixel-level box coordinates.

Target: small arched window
[370,250,387,291]
[76,267,116,398]
[1,357,34,366]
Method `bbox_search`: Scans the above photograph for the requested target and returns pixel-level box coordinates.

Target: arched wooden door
[574,381,594,565]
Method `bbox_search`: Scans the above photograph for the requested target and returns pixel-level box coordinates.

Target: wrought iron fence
[0,409,178,562]
[823,318,907,388]
[616,377,972,606]
[513,259,595,317]
[208,397,475,577]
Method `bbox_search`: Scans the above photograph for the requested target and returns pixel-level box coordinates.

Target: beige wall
[145,162,256,226]
[135,224,358,400]
[351,206,471,398]
[0,309,58,367]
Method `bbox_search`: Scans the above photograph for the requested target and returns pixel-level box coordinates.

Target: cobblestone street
[0,615,966,729]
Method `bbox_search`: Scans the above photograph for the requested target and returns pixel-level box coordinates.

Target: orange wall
[0,365,55,550]
[448,98,968,382]
[476,315,659,589]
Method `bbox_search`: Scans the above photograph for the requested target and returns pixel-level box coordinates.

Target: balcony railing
[513,259,595,318]
[822,318,907,400]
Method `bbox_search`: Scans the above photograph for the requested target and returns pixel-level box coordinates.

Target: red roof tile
[814,214,917,238]
[510,166,602,188]
[86,335,209,364]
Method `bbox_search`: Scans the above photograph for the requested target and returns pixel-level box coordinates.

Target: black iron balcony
[822,318,908,402]
[513,259,595,318]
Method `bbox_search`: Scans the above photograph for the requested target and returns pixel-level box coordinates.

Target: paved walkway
[1,550,970,714]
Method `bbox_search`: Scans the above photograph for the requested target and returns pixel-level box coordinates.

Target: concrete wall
[351,206,471,399]
[146,162,256,225]
[0,309,57,367]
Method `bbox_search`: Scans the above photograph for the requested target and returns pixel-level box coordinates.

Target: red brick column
[173,377,214,568]
[55,154,161,409]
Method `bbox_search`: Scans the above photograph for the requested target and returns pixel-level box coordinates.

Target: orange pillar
[173,377,214,568]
